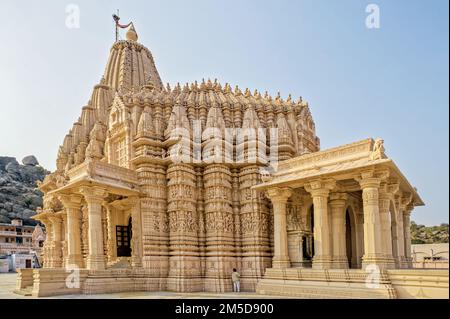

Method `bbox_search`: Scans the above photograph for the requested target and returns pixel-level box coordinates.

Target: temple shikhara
[15,24,448,299]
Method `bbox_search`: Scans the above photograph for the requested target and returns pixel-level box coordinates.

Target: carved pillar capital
[58,194,83,210]
[79,186,108,204]
[329,192,348,208]
[304,179,336,198]
[404,204,414,216]
[266,187,293,203]
[387,182,400,196]
[358,177,381,190]
[47,214,63,225]
[356,168,390,190]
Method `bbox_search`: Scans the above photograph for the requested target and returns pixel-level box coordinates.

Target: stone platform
[256,268,449,299]
[0,273,277,299]
[7,267,450,299]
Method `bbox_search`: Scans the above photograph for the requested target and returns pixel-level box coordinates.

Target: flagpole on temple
[115,10,119,42]
[112,11,133,42]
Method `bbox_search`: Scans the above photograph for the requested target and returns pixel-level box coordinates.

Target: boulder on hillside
[0,157,19,171]
[0,155,49,226]
[5,161,20,174]
[22,155,39,166]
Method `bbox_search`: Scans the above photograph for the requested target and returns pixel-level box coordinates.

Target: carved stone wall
[138,164,169,280]
[239,166,271,291]
[203,164,234,292]
[166,163,201,292]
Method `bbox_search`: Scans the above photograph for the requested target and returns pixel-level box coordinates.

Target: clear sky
[0,0,448,226]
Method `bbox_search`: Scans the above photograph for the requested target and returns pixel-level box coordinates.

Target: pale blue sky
[0,0,448,225]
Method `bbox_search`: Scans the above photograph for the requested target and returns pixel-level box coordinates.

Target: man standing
[232,268,240,293]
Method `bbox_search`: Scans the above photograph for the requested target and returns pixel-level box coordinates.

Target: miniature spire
[206,102,226,131]
[137,107,155,137]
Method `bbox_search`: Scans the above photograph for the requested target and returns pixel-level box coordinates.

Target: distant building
[0,219,46,272]
[412,243,449,269]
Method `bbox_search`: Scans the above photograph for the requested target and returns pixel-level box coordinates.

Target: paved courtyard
[0,273,282,299]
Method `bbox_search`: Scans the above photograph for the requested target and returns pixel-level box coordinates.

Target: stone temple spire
[102,24,163,92]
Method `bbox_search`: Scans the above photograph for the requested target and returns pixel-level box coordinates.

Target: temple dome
[102,25,163,92]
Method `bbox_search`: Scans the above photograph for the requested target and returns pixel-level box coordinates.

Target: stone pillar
[358,174,386,269]
[196,167,207,279]
[59,195,83,268]
[231,168,242,274]
[167,163,201,292]
[48,215,63,268]
[394,206,406,268]
[378,184,396,269]
[267,187,293,268]
[60,212,68,268]
[39,216,53,268]
[305,180,335,270]
[239,166,271,290]
[129,196,143,268]
[355,211,365,269]
[329,193,349,269]
[204,164,235,292]
[80,186,108,271]
[403,205,414,268]
[105,206,116,263]
[394,196,407,268]
[136,163,168,278]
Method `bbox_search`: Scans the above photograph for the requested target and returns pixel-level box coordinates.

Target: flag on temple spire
[112,12,133,41]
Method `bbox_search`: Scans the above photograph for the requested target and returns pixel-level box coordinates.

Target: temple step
[13,286,33,297]
[108,257,131,269]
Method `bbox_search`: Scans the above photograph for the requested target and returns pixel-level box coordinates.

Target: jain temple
[15,24,448,299]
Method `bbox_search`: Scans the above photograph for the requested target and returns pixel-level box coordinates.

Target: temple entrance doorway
[302,205,315,266]
[116,217,132,257]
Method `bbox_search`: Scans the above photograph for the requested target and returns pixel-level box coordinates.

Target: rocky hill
[0,156,49,226]
[411,221,449,244]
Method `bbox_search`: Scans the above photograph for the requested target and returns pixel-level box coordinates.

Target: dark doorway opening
[116,217,132,257]
[345,209,353,268]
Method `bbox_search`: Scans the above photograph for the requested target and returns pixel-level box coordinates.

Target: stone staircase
[108,257,131,269]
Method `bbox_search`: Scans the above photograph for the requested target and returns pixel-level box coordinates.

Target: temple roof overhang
[47,159,142,198]
[254,138,424,207]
